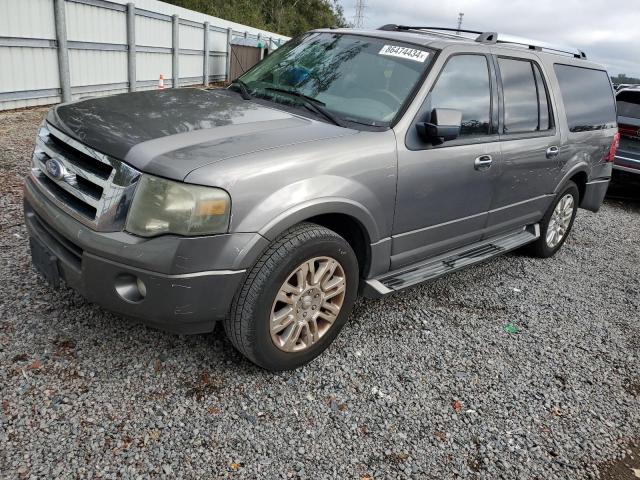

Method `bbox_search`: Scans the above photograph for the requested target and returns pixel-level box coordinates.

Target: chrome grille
[30,122,141,231]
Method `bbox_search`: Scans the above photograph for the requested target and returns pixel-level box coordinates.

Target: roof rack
[377,25,587,59]
[476,32,587,59]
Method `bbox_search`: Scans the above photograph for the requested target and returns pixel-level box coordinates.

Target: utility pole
[457,12,464,33]
[354,0,366,28]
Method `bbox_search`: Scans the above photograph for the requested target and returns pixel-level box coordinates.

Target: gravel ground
[1,107,639,480]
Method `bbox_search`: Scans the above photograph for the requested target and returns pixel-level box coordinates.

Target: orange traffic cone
[158,74,165,90]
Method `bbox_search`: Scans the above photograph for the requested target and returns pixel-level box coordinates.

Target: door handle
[546,146,560,159]
[474,155,493,171]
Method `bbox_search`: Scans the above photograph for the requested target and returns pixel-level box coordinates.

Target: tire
[224,222,359,371]
[524,181,579,258]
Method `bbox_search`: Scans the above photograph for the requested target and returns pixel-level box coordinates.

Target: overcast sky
[338,0,640,78]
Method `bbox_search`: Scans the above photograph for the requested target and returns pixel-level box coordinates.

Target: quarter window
[498,58,552,133]
[553,64,617,132]
[428,55,492,137]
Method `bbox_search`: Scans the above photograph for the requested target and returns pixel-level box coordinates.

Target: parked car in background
[614,86,640,179]
[24,26,619,370]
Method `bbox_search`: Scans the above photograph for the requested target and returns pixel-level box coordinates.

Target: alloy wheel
[270,256,346,352]
[546,193,575,248]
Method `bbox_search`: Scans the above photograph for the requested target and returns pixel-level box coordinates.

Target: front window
[238,32,433,126]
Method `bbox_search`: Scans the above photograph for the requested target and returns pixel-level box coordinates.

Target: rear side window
[617,90,640,119]
[553,64,617,132]
[428,55,492,137]
[498,58,552,133]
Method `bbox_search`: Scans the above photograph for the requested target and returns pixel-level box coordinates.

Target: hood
[48,88,352,180]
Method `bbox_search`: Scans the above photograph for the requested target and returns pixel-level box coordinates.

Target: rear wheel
[224,223,359,371]
[524,181,579,258]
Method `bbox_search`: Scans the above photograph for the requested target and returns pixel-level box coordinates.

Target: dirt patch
[599,441,640,480]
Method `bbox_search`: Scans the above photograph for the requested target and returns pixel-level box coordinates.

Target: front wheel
[224,223,359,371]
[524,181,579,258]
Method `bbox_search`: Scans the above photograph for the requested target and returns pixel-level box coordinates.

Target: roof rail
[476,32,587,59]
[376,25,587,60]
[395,25,484,35]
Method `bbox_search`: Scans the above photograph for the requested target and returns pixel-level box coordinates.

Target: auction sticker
[379,45,429,63]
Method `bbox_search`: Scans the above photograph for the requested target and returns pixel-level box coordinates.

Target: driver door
[391,53,501,269]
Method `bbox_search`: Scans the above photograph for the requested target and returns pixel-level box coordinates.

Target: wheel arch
[554,164,589,201]
[258,200,379,278]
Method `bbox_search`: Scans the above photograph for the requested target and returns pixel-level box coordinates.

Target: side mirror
[416,108,462,145]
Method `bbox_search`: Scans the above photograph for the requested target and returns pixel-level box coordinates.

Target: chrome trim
[613,164,640,174]
[30,122,141,231]
[614,154,640,164]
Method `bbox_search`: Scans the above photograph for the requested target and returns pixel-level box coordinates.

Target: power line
[354,0,366,28]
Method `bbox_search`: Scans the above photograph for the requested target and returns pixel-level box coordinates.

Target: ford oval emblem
[45,158,65,180]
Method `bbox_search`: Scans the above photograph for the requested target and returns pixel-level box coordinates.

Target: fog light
[136,277,147,298]
[115,274,146,303]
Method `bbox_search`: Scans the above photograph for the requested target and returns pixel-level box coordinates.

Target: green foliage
[163,0,349,37]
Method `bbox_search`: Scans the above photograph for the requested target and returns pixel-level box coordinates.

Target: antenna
[457,13,464,33]
[354,0,366,28]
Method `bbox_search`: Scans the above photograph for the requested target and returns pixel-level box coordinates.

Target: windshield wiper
[264,87,345,127]
[229,79,253,100]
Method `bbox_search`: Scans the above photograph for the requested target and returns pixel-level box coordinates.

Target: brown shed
[229,36,267,80]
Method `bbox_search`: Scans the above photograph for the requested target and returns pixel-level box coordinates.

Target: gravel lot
[1,107,639,479]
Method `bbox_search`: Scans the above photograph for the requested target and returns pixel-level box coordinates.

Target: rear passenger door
[484,54,561,238]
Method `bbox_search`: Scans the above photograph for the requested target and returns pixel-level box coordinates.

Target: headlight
[125,175,231,237]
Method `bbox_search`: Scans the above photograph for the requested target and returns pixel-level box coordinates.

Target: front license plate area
[29,237,60,288]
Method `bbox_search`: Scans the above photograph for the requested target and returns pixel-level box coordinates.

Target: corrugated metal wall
[0,0,289,110]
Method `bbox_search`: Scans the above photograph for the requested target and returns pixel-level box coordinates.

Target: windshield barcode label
[379,45,429,63]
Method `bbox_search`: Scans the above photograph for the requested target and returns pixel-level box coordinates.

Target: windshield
[238,32,433,125]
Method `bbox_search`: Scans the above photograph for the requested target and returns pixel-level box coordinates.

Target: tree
[162,0,349,37]
[611,73,640,85]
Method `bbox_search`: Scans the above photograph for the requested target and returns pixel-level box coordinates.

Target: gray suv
[24,26,619,370]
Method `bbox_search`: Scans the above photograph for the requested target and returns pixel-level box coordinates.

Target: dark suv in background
[24,26,619,370]
[613,86,640,183]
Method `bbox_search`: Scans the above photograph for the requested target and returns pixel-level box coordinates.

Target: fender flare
[554,163,589,194]
[258,198,381,244]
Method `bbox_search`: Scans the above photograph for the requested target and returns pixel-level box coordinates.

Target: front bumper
[23,177,266,334]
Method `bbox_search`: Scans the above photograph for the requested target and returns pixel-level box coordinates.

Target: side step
[364,224,540,297]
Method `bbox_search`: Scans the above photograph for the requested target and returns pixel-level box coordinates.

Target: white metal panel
[0,47,59,92]
[179,54,203,79]
[68,50,127,86]
[137,52,172,82]
[0,0,290,111]
[1,0,56,40]
[179,24,203,51]
[108,0,289,43]
[136,15,172,48]
[209,31,228,53]
[65,2,127,44]
[209,55,226,77]
[72,87,128,101]
[0,96,60,111]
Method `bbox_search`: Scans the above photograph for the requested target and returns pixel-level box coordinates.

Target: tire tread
[223,223,345,365]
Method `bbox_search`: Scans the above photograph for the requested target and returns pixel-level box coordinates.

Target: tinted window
[617,90,640,119]
[499,58,539,133]
[428,55,491,136]
[554,64,617,132]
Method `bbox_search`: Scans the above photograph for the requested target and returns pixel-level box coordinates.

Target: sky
[338,0,640,78]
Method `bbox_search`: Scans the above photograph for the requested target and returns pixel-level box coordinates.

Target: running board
[364,224,540,297]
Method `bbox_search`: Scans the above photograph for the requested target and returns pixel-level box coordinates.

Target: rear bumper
[24,178,251,334]
[580,178,610,213]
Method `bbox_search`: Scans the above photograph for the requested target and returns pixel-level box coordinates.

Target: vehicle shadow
[606,172,640,211]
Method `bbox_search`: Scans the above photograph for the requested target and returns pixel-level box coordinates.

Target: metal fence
[0,0,290,110]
